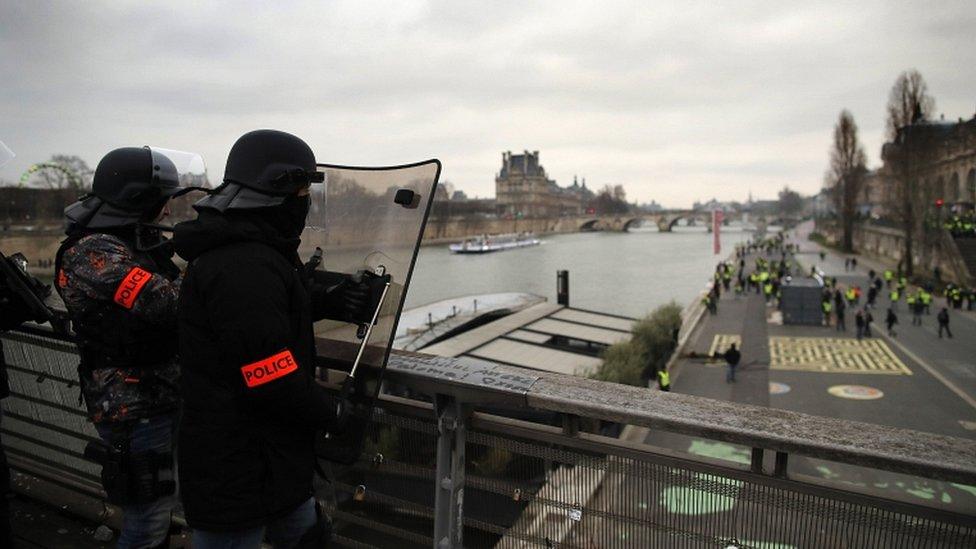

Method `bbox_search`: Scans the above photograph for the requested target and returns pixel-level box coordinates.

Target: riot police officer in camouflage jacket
[55,146,203,549]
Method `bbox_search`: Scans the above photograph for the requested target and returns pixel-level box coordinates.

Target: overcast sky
[1,1,973,207]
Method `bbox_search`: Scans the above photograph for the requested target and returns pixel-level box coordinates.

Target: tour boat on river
[449,232,541,254]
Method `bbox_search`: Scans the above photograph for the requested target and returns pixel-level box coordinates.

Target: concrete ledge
[383,347,976,485]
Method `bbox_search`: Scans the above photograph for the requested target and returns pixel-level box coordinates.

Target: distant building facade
[857,169,895,218]
[495,151,590,217]
[880,114,976,212]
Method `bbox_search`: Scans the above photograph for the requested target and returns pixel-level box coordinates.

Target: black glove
[309,270,375,324]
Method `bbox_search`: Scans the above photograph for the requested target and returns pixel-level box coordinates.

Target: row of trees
[825,69,936,277]
[588,184,630,214]
[1,154,94,190]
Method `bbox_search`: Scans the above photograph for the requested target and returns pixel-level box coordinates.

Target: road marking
[828,384,884,400]
[769,382,791,395]
[769,336,911,375]
[959,420,976,431]
[878,330,976,411]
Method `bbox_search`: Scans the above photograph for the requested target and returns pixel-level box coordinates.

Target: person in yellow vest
[889,288,900,310]
[884,269,894,288]
[906,292,920,326]
[920,289,932,315]
[657,368,671,392]
[822,300,833,326]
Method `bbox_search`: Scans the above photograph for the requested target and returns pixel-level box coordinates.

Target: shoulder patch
[57,269,69,288]
[114,267,153,309]
[241,350,299,388]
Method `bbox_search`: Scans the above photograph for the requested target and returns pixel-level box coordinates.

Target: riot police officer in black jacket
[173,130,363,548]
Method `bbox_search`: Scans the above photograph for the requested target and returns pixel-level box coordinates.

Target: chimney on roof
[523,150,528,172]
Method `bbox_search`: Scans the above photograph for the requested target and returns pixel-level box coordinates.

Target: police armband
[83,439,175,505]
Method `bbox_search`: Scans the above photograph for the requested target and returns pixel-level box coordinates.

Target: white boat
[449,233,541,254]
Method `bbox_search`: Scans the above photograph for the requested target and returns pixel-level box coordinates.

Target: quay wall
[1,216,594,275]
[820,222,972,284]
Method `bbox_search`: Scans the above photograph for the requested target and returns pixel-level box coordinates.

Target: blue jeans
[726,364,737,382]
[192,497,317,549]
[95,415,176,549]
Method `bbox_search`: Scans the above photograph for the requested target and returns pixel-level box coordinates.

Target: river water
[404,228,755,318]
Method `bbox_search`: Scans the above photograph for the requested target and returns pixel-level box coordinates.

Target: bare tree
[883,70,936,277]
[29,154,94,190]
[885,69,935,140]
[826,110,867,252]
[777,186,803,217]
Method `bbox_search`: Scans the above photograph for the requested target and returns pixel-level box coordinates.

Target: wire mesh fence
[330,405,976,548]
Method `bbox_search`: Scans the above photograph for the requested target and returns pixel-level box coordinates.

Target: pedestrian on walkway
[835,299,846,331]
[864,310,874,337]
[715,343,741,383]
[657,368,671,392]
[868,268,876,281]
[885,308,898,337]
[819,251,826,262]
[855,309,865,340]
[912,297,924,326]
[937,307,953,339]
[844,257,851,271]
[851,257,857,271]
[867,285,878,308]
[889,288,900,311]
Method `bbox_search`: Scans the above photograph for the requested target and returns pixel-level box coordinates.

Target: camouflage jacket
[56,232,181,424]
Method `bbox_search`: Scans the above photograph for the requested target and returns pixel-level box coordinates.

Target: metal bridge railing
[2,326,976,548]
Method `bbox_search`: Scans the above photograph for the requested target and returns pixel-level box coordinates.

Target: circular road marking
[828,385,884,400]
[769,382,791,395]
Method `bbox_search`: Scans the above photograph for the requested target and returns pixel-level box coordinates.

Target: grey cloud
[1,0,974,206]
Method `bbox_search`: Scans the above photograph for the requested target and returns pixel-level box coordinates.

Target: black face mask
[278,194,311,238]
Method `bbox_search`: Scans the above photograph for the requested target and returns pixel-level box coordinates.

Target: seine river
[404,227,754,318]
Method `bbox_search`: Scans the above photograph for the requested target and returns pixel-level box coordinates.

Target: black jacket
[174,210,339,531]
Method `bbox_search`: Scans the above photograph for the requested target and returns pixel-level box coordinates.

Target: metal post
[773,451,789,478]
[750,448,764,474]
[434,395,468,548]
[557,270,570,306]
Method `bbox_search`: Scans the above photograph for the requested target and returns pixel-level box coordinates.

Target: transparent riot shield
[303,160,440,371]
[305,160,439,464]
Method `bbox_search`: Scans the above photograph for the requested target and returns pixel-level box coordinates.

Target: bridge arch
[578,219,601,232]
[666,214,705,232]
[622,217,651,231]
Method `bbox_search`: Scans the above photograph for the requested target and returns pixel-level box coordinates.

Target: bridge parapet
[2,327,974,548]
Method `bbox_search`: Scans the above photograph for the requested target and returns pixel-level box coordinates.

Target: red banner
[712,209,723,255]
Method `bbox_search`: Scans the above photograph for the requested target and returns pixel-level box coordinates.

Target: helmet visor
[147,147,208,193]
[0,141,15,169]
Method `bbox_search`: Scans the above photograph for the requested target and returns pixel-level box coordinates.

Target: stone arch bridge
[575,210,741,232]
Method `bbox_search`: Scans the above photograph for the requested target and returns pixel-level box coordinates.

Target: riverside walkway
[666,222,976,515]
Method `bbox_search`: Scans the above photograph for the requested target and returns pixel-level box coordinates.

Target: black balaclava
[265,193,311,240]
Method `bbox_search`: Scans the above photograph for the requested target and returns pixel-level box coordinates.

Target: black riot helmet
[194,129,324,212]
[64,147,204,233]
